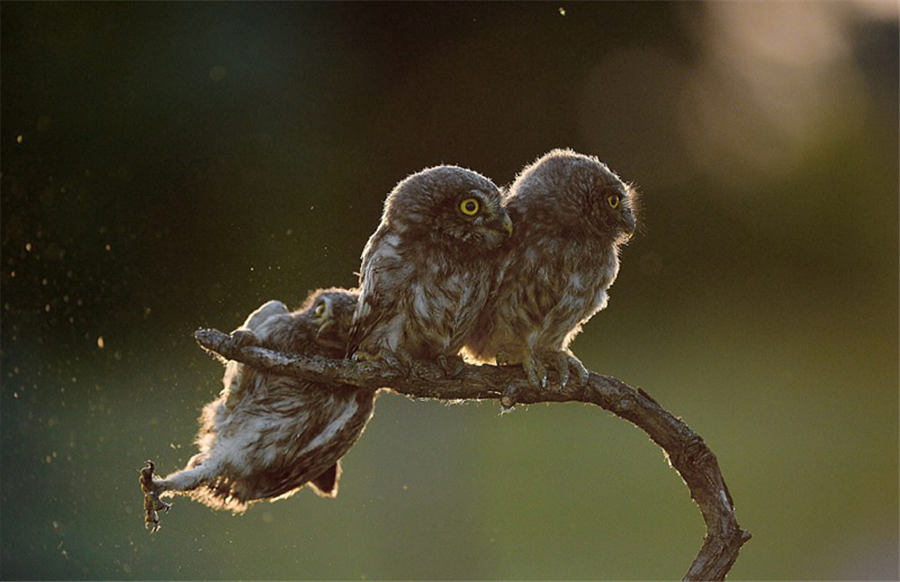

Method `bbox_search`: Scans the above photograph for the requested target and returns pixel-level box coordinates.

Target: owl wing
[534,249,613,351]
[346,229,408,356]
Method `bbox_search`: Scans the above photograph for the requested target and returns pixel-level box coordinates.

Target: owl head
[382,165,513,252]
[301,287,360,352]
[509,149,638,245]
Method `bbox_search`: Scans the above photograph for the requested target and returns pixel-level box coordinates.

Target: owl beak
[623,212,636,240]
[500,213,513,237]
[316,319,334,340]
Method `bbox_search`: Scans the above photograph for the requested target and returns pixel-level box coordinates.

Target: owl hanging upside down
[141,287,375,532]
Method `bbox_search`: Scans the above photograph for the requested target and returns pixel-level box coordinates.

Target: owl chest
[407,269,487,353]
[586,249,620,304]
[527,242,619,316]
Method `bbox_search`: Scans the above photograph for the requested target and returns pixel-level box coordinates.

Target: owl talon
[437,354,465,378]
[495,351,515,368]
[523,351,588,391]
[555,351,589,390]
[572,357,590,386]
[522,356,546,390]
[556,351,571,389]
[560,351,589,388]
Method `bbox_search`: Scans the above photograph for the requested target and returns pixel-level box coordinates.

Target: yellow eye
[607,194,620,209]
[459,198,479,216]
[314,302,327,317]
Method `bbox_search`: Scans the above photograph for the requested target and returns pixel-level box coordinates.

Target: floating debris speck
[209,65,226,82]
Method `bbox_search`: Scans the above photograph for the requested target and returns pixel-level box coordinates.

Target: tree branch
[194,327,751,580]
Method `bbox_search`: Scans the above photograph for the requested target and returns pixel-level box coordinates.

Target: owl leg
[156,462,216,493]
[139,461,171,534]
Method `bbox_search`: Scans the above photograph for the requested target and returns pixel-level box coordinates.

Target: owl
[145,287,375,515]
[464,149,637,389]
[348,165,513,374]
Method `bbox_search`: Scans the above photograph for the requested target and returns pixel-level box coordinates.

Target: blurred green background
[2,2,897,579]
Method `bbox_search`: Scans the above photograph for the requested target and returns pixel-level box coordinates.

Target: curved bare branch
[194,327,750,580]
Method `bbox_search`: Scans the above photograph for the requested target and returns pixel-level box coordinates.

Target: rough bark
[194,327,751,580]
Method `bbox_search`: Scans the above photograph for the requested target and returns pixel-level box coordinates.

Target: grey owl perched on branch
[465,149,637,389]
[348,165,513,373]
[145,287,375,517]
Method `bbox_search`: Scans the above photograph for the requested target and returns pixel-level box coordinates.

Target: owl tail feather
[308,461,341,498]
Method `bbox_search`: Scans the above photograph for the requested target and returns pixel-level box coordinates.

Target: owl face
[383,165,513,252]
[510,149,637,245]
[303,287,360,351]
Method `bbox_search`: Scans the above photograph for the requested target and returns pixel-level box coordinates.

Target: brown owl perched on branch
[348,165,513,373]
[464,149,637,389]
[143,287,375,524]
